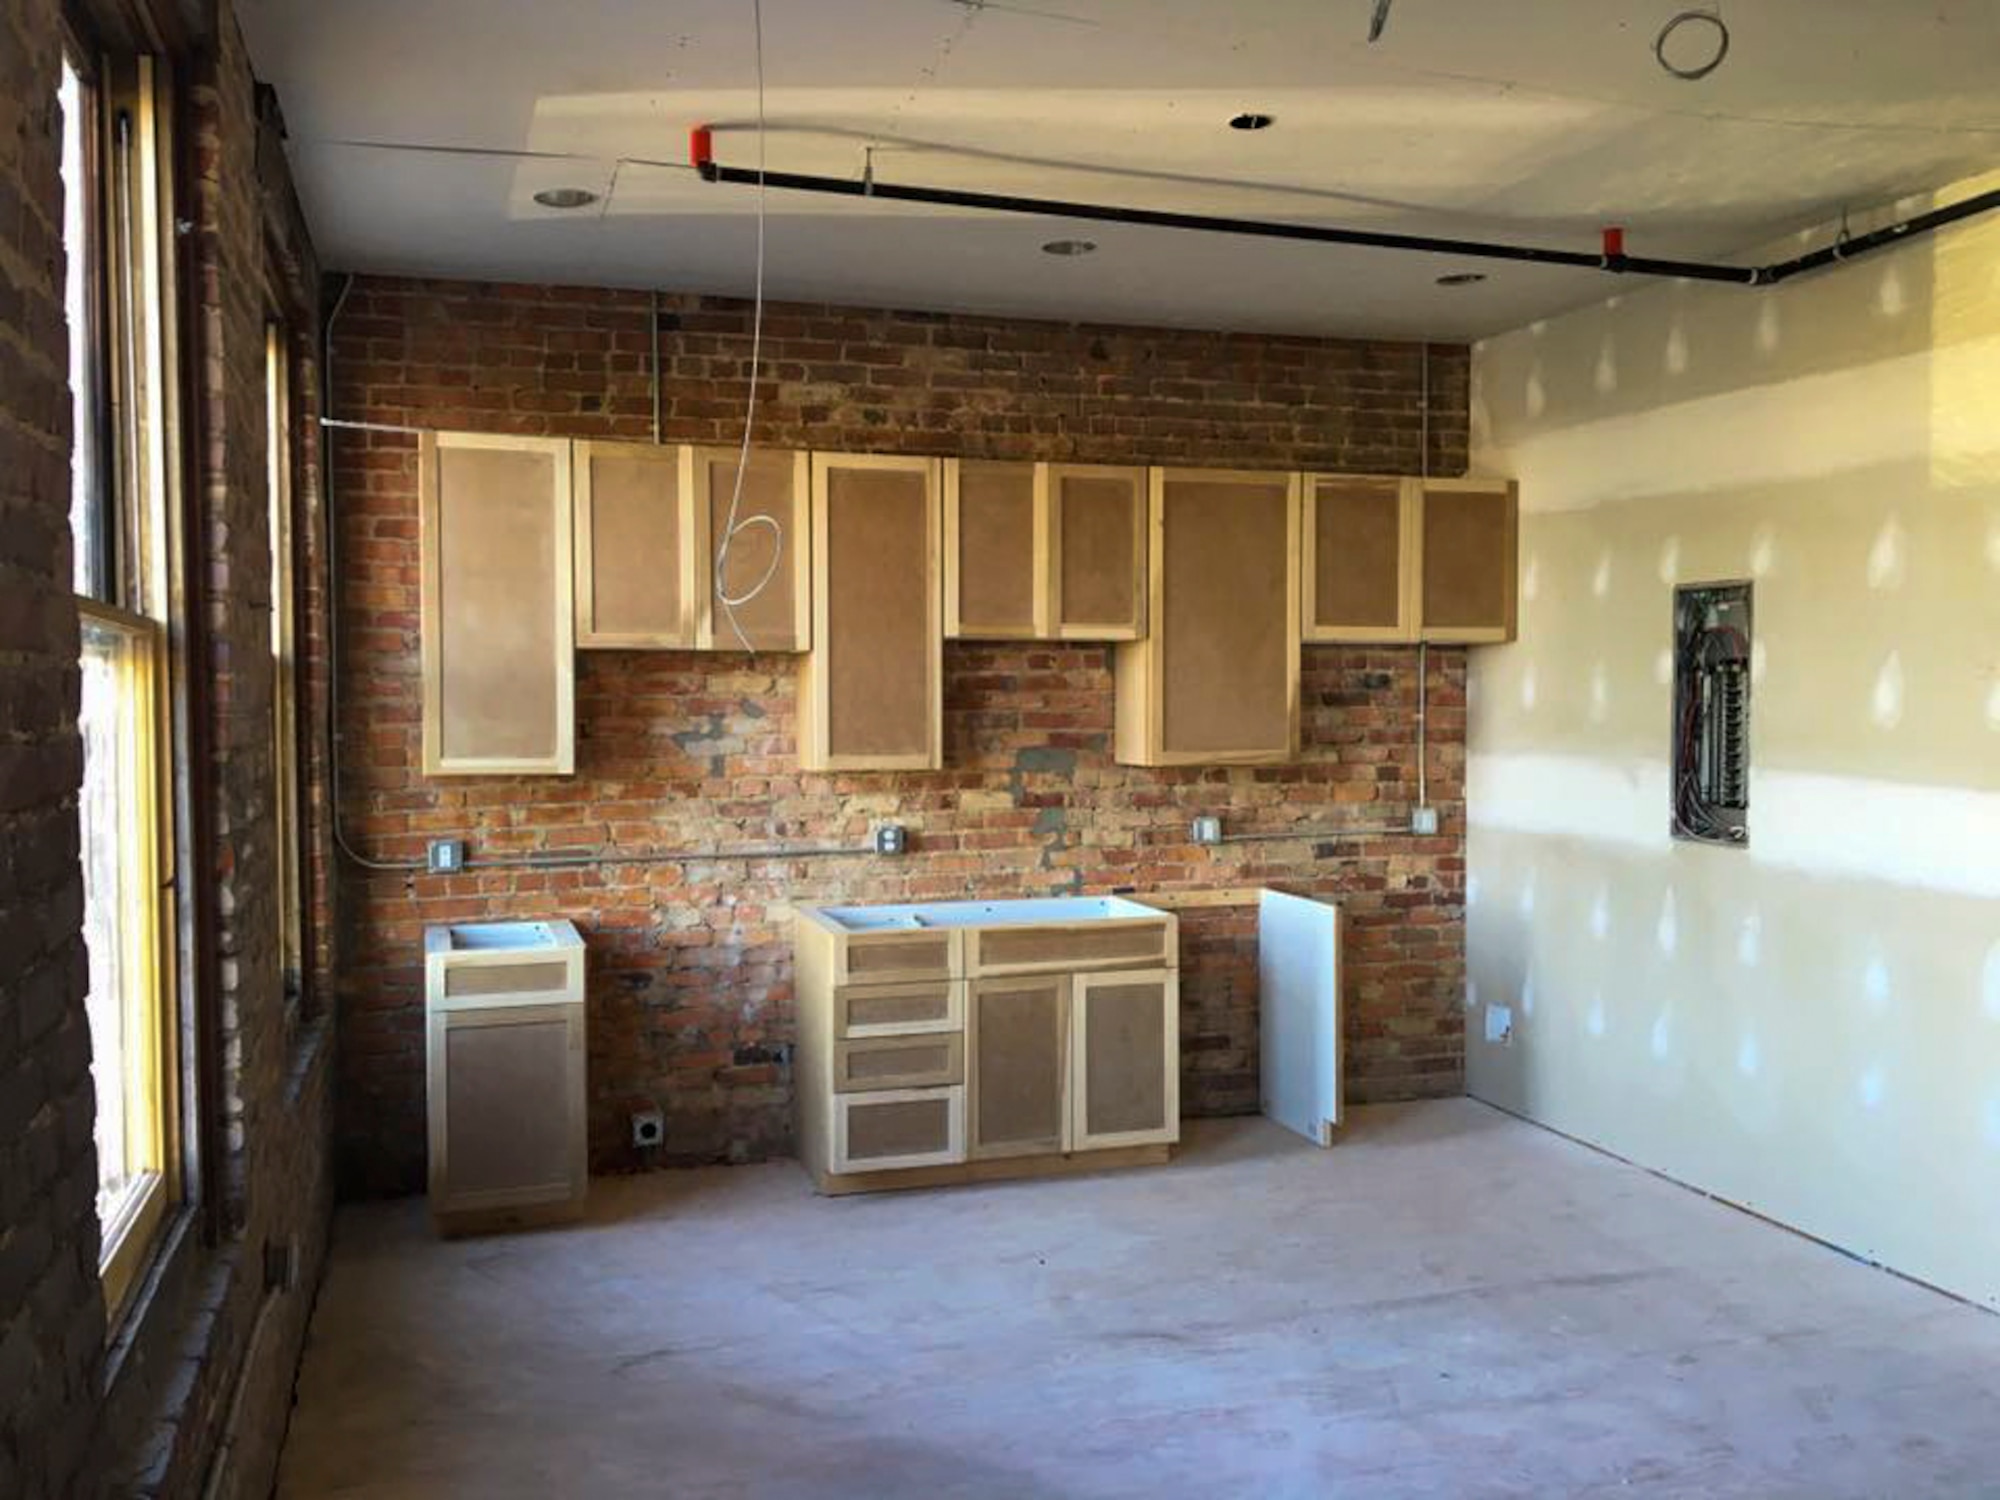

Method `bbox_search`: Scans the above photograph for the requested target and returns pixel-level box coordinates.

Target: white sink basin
[816,896,1161,933]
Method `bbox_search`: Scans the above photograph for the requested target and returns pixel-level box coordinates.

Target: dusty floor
[277,1100,2000,1499]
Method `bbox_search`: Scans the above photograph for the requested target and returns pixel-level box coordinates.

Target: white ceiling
[239,0,2000,339]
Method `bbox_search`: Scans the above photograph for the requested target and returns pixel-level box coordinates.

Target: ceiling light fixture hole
[1228,112,1275,132]
[534,187,600,210]
[1042,239,1098,257]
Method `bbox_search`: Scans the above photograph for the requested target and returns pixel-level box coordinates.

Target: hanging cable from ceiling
[1368,0,1396,44]
[710,0,782,655]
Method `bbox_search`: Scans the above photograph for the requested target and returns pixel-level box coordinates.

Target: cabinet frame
[1047,462,1149,641]
[1416,476,1520,644]
[943,458,1050,639]
[1070,967,1180,1152]
[693,445,812,653]
[419,431,575,776]
[1301,473,1421,644]
[801,452,943,771]
[573,440,707,649]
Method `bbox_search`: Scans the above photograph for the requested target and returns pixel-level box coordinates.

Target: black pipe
[694,152,2000,290]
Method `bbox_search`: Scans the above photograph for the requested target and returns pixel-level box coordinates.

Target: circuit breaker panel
[1671,582,1751,846]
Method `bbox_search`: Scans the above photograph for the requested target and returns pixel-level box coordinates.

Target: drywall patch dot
[1862,952,1892,1013]
[1981,942,2000,1021]
[1589,884,1610,940]
[1866,515,1907,591]
[1658,535,1681,585]
[1858,1068,1886,1111]
[1650,1012,1673,1060]
[1586,996,1606,1038]
[1656,888,1679,955]
[1871,652,1905,729]
[1737,1032,1761,1078]
[1738,911,1762,968]
[1592,550,1612,599]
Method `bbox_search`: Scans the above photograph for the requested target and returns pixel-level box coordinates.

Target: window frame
[266,318,311,1024]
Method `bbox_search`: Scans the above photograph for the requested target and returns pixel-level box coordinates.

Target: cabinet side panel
[1160,477,1290,754]
[1059,475,1140,629]
[435,445,560,763]
[707,449,802,649]
[1314,478,1403,629]
[956,462,1038,632]
[826,468,931,756]
[588,451,682,638]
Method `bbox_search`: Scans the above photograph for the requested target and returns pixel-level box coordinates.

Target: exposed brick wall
[332,276,1471,1193]
[0,0,107,1494]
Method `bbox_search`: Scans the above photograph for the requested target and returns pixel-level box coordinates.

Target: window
[63,41,180,1316]
[267,321,307,1021]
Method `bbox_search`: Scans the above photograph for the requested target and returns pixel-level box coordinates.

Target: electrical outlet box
[1410,806,1440,836]
[427,838,466,873]
[631,1107,665,1149]
[1485,1003,1514,1045]
[873,824,907,856]
[1190,815,1222,846]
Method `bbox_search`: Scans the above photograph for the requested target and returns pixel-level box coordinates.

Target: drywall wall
[1466,170,2000,1310]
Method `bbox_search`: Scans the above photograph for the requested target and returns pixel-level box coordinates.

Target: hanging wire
[710,0,783,655]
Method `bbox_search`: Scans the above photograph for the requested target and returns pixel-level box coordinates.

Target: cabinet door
[967,974,1070,1159]
[1048,463,1146,640]
[1418,478,1518,643]
[1114,467,1299,766]
[574,441,704,648]
[427,1001,586,1215]
[831,1086,965,1173]
[1071,968,1179,1151]
[945,458,1045,639]
[694,446,811,652]
[420,432,574,775]
[1302,474,1417,643]
[801,454,942,770]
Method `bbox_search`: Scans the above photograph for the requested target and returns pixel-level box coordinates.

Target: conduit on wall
[688,127,2000,289]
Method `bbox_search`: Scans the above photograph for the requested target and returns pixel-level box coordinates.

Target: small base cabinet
[794,899,1179,1194]
[424,921,587,1235]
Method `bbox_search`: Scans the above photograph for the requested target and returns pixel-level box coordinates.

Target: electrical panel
[1671,582,1751,846]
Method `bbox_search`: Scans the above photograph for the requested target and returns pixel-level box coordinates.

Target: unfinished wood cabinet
[794,899,1178,1194]
[1115,467,1300,766]
[800,453,942,771]
[424,921,587,1235]
[693,446,811,652]
[944,459,1046,639]
[573,441,705,649]
[1071,968,1179,1151]
[1303,474,1419,643]
[420,432,575,775]
[1418,477,1519,643]
[1048,463,1147,640]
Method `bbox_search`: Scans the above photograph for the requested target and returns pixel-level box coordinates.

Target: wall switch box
[873,824,907,856]
[427,839,466,873]
[1410,806,1440,836]
[1485,1003,1514,1045]
[1191,815,1223,846]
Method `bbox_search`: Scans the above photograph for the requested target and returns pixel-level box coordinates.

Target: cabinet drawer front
[835,979,961,1037]
[970,921,1170,974]
[442,960,571,999]
[841,931,957,982]
[834,1034,964,1093]
[832,1086,965,1172]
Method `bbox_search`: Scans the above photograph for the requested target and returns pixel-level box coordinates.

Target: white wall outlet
[1411,806,1440,836]
[874,823,907,856]
[1485,1003,1514,1045]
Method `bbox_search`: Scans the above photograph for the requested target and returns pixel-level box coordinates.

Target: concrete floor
[277,1100,2000,1499]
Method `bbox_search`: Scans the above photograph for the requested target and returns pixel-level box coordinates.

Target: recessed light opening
[1042,239,1097,257]
[1228,112,1275,131]
[534,187,599,210]
[1436,271,1487,287]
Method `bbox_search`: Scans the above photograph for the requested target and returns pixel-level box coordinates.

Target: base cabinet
[794,901,1179,1193]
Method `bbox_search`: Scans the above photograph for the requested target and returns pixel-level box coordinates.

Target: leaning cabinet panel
[1116,467,1300,766]
[695,446,811,652]
[420,433,574,775]
[1303,474,1418,643]
[801,454,942,770]
[1418,477,1519,644]
[574,441,704,649]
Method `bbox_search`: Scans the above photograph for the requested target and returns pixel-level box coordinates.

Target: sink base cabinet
[795,906,1179,1195]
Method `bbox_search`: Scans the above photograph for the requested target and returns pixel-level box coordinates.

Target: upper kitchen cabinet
[420,432,575,776]
[944,459,1046,639]
[800,453,943,771]
[1048,463,1146,640]
[1115,467,1300,766]
[694,446,811,653]
[572,441,705,649]
[1302,474,1418,643]
[1416,477,1519,644]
